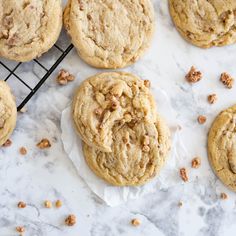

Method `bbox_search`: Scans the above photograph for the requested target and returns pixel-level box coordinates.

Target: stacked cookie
[72,72,171,186]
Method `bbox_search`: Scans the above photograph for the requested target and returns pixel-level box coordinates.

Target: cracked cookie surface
[169,0,236,48]
[208,105,236,191]
[0,0,62,62]
[64,0,154,68]
[72,72,157,153]
[0,81,17,146]
[83,118,171,186]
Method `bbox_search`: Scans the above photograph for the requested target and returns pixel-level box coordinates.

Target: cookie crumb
[191,157,201,169]
[220,72,234,89]
[197,115,206,124]
[17,201,26,209]
[16,226,25,233]
[185,66,202,83]
[37,139,51,149]
[208,94,217,104]
[220,192,228,200]
[19,147,27,155]
[144,80,151,88]
[180,168,188,182]
[131,218,141,226]
[44,200,52,208]
[55,200,62,208]
[2,139,12,147]
[19,106,27,113]
[56,69,75,85]
[65,214,76,226]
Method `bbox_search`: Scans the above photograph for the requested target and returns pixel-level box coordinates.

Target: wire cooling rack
[0,35,73,111]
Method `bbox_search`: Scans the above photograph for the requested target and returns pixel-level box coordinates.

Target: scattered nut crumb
[191,157,201,169]
[37,139,51,149]
[178,201,183,207]
[185,66,202,83]
[16,226,25,233]
[220,192,228,200]
[131,218,141,227]
[220,72,234,89]
[17,201,26,209]
[55,200,62,208]
[44,200,52,208]
[2,139,12,147]
[144,80,151,88]
[56,69,75,85]
[197,115,207,124]
[180,168,188,182]
[208,94,217,104]
[65,214,76,226]
[19,147,27,155]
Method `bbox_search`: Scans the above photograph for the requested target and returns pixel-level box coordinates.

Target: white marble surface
[1,0,236,235]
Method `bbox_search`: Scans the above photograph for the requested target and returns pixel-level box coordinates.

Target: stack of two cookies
[72,72,171,186]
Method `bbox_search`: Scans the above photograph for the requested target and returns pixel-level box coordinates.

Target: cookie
[0,0,62,62]
[169,0,236,48]
[83,117,171,186]
[72,72,157,152]
[64,0,154,68]
[208,105,236,191]
[0,81,17,146]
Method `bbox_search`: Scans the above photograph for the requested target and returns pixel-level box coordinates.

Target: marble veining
[1,0,236,235]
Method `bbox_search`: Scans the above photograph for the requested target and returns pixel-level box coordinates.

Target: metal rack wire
[0,43,73,111]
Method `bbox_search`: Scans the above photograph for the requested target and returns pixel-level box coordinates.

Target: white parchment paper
[61,87,187,206]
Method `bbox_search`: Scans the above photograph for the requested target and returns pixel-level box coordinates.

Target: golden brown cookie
[72,72,157,153]
[0,0,62,62]
[64,0,154,68]
[169,0,236,48]
[0,81,17,146]
[83,117,171,186]
[208,105,236,191]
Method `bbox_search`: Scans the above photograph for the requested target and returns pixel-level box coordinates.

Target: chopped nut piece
[144,80,151,88]
[44,200,52,208]
[19,147,27,155]
[198,115,207,124]
[185,66,202,83]
[142,145,150,153]
[191,157,201,169]
[37,139,51,149]
[56,69,75,85]
[65,214,76,226]
[17,201,26,209]
[220,72,234,89]
[55,200,62,208]
[131,218,141,227]
[220,192,228,200]
[66,74,75,82]
[178,201,183,207]
[180,168,188,182]
[16,226,25,233]
[2,139,12,147]
[208,94,217,104]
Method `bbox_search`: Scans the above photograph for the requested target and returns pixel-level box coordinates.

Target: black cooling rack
[0,43,74,111]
